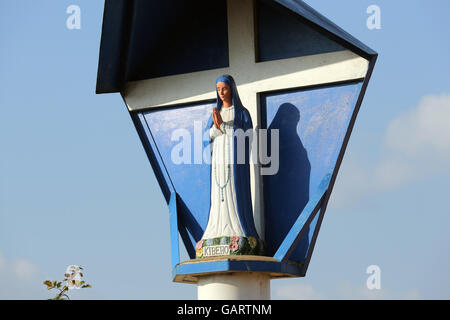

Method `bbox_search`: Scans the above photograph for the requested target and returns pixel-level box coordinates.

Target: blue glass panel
[142,102,215,244]
[261,81,363,262]
[256,1,346,62]
[127,0,229,81]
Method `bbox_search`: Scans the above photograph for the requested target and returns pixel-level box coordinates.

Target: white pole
[197,272,270,300]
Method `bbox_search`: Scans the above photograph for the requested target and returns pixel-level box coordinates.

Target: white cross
[122,0,369,238]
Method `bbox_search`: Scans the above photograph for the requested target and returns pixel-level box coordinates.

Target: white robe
[202,106,245,239]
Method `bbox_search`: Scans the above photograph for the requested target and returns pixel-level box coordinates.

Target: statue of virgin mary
[196,75,265,258]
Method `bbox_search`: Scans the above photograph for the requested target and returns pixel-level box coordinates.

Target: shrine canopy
[96,0,377,283]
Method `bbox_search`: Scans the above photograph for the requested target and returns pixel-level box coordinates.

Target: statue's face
[216,82,232,104]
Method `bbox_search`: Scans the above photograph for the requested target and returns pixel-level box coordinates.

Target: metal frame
[128,106,333,281]
[125,56,376,281]
[96,0,377,94]
[103,0,378,283]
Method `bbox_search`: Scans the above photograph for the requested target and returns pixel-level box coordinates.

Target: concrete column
[197,273,270,300]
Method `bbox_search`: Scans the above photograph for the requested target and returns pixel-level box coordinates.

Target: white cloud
[385,94,450,158]
[273,282,326,300]
[375,93,450,189]
[372,156,416,191]
[327,157,374,210]
[330,93,450,209]
[338,282,389,300]
[12,259,37,281]
[272,281,421,300]
[337,282,421,300]
[402,288,421,300]
[0,253,5,271]
[0,252,46,299]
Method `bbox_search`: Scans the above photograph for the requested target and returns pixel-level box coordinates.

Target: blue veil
[203,75,260,239]
[204,75,246,130]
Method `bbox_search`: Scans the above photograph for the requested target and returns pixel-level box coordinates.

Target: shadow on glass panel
[264,103,311,257]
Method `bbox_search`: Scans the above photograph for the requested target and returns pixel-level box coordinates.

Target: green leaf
[43,280,52,287]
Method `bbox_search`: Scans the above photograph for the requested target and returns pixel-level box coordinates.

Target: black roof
[96,0,377,94]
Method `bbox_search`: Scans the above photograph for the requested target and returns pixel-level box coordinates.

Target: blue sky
[1,0,449,299]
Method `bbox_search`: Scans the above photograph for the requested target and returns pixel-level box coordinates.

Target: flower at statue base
[43,265,92,300]
[229,241,239,252]
[231,236,239,243]
[195,240,204,250]
[248,237,257,249]
[238,237,246,248]
[196,248,203,258]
